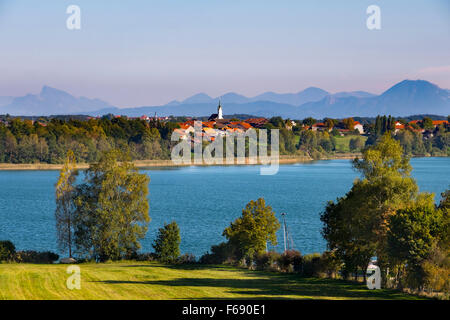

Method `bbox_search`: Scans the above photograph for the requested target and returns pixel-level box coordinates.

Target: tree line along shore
[0,153,360,170]
[0,114,448,166]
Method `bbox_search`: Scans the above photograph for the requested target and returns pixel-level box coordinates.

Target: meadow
[0,262,425,300]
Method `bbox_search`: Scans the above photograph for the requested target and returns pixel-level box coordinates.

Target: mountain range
[0,80,448,119]
[0,86,114,116]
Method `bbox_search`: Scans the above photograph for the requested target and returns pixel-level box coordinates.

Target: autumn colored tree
[342,118,355,130]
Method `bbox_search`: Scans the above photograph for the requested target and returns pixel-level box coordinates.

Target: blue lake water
[0,158,448,258]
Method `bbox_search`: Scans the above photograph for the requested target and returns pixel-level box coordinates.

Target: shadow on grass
[92,270,421,300]
[119,263,232,271]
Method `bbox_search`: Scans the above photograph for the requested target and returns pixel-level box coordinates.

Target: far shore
[0,154,362,171]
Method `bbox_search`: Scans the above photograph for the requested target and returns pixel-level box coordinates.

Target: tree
[153,221,181,263]
[420,190,450,294]
[0,240,16,261]
[343,118,355,130]
[302,117,317,127]
[73,149,150,261]
[387,198,444,290]
[321,134,420,280]
[55,150,78,258]
[349,137,364,151]
[223,198,280,261]
[422,117,434,130]
[324,118,337,130]
[269,117,285,128]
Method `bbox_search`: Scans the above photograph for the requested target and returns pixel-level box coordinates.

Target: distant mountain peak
[381,79,447,99]
[1,86,114,116]
[301,87,329,94]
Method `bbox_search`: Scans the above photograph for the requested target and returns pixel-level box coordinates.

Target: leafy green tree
[422,117,434,130]
[387,198,444,290]
[302,117,317,127]
[153,221,181,263]
[223,198,280,261]
[321,134,420,280]
[324,118,337,130]
[0,240,16,262]
[55,150,78,258]
[73,149,150,261]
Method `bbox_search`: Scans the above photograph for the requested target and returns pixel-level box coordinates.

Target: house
[394,122,405,134]
[173,128,188,140]
[203,127,218,138]
[179,124,194,135]
[285,120,297,130]
[311,122,328,132]
[353,121,364,134]
[244,118,268,128]
[432,120,448,127]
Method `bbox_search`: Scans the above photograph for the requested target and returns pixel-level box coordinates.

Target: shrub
[15,251,59,264]
[177,253,197,264]
[320,251,341,278]
[254,251,281,271]
[199,242,236,264]
[278,250,302,272]
[135,252,156,262]
[301,253,323,277]
[0,240,16,262]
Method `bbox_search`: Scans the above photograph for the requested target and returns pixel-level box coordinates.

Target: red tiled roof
[432,120,448,125]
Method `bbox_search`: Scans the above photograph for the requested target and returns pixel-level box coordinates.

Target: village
[150,102,449,143]
[0,101,449,141]
[1,102,448,145]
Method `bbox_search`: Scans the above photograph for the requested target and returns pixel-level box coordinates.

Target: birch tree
[55,150,78,258]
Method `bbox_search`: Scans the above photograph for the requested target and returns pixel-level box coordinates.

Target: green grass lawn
[0,261,424,300]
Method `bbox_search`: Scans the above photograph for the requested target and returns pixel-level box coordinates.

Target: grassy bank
[0,154,360,171]
[0,261,425,300]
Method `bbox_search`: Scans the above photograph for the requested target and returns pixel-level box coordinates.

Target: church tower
[217,100,223,119]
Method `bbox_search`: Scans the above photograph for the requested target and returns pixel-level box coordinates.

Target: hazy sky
[0,0,449,107]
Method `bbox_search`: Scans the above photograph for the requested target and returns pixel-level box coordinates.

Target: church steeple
[217,99,223,119]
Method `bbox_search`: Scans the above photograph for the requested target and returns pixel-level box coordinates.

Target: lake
[0,157,449,258]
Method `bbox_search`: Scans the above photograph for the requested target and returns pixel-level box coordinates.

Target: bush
[15,251,59,264]
[301,253,323,277]
[278,250,302,272]
[320,251,341,278]
[177,253,197,264]
[254,251,281,271]
[135,252,156,262]
[0,240,16,262]
[349,137,364,151]
[199,242,236,264]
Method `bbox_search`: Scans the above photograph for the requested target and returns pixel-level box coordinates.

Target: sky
[0,0,449,107]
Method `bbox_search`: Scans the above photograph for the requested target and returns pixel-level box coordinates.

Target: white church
[208,100,223,121]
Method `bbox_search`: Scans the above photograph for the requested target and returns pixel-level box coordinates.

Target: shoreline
[0,154,361,171]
